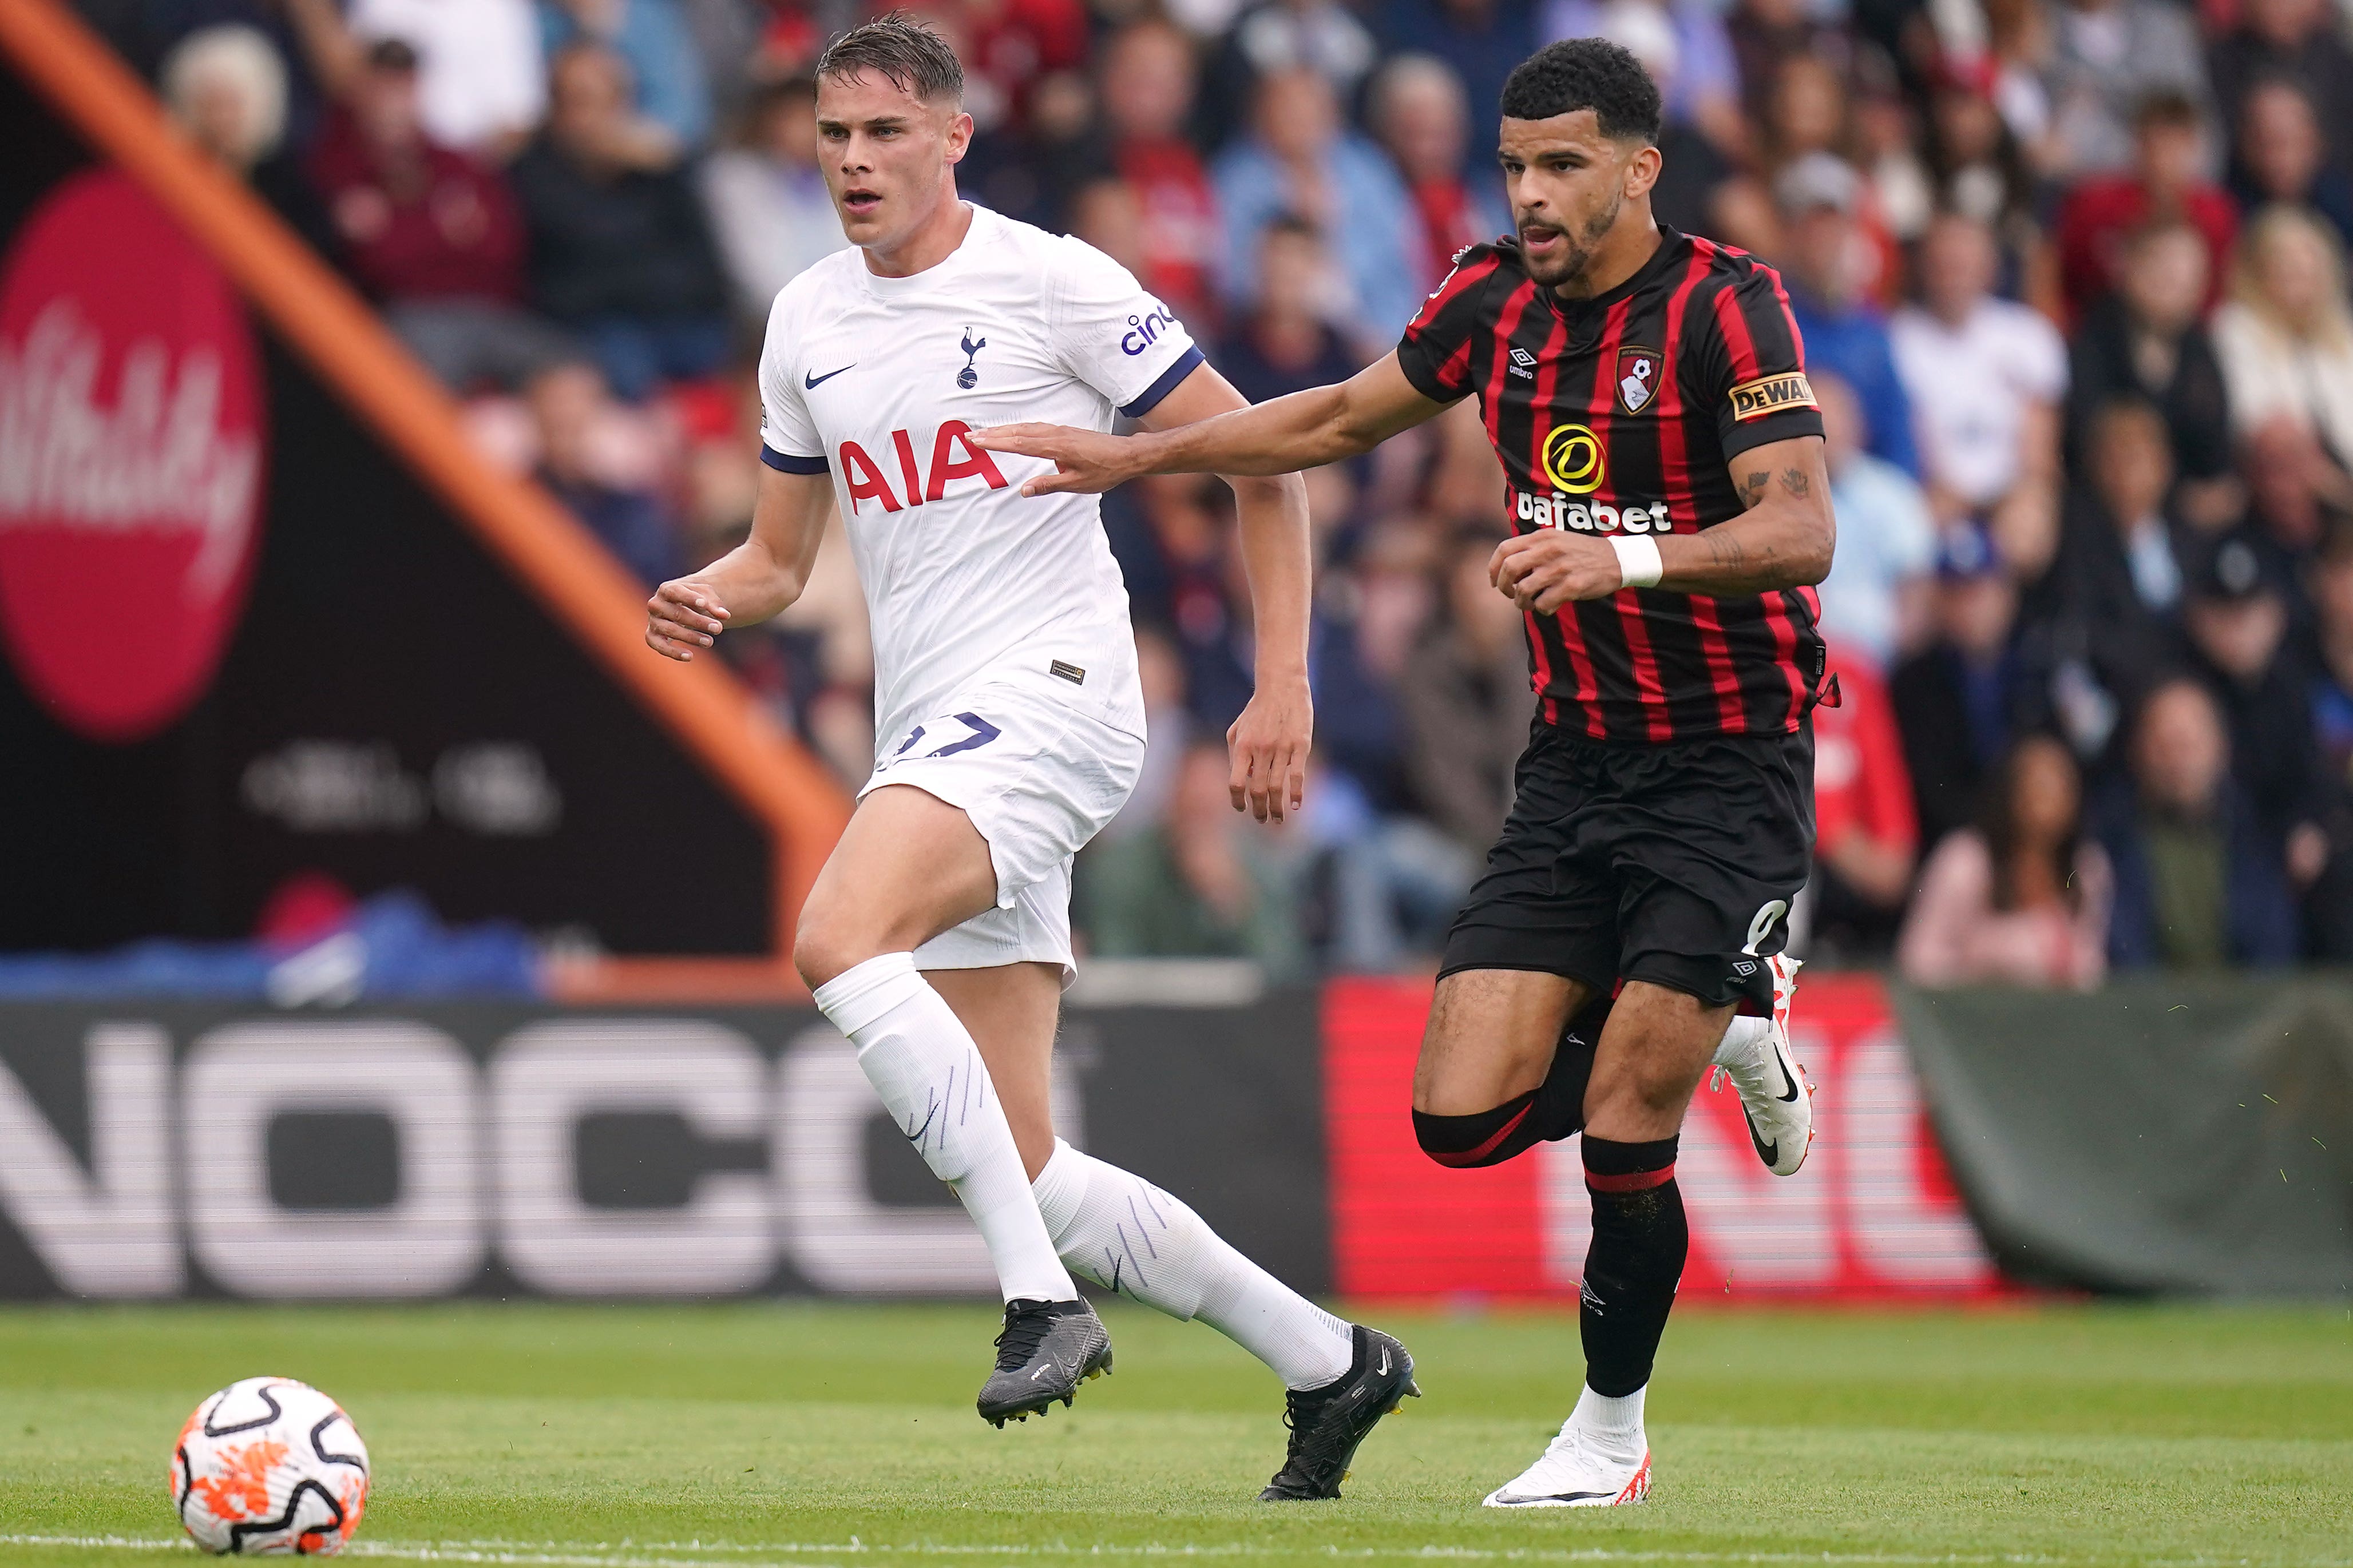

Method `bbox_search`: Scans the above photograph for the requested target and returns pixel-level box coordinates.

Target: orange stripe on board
[0,0,850,997]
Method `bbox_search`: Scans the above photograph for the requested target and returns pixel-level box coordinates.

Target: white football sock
[1031,1138,1353,1390]
[1713,1014,1770,1067]
[1570,1383,1647,1461]
[813,953,1075,1305]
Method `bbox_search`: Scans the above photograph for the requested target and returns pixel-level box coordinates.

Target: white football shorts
[859,677,1146,985]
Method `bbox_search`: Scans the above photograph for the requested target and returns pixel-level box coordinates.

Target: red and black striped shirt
[1395,225,1828,745]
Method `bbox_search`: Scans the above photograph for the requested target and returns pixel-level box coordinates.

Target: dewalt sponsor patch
[1727,371,1816,423]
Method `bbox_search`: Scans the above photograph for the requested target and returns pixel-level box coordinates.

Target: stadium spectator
[1100,628,1194,844]
[2040,0,2209,181]
[1922,61,2049,305]
[2095,677,2301,968]
[537,0,714,153]
[954,0,1092,136]
[2053,90,2234,325]
[1804,647,1919,960]
[1853,64,1934,253]
[2206,0,2353,168]
[1891,211,2066,548]
[669,0,764,125]
[1216,217,1370,408]
[1815,371,1935,673]
[699,76,849,321]
[1398,529,1539,856]
[1542,0,1744,154]
[159,24,338,257]
[1899,734,2112,990]
[1196,0,1381,154]
[1981,0,2062,168]
[2239,415,2352,554]
[958,61,1100,228]
[1065,175,1152,281]
[528,360,676,587]
[1725,0,1845,124]
[1894,524,2032,849]
[2181,535,2331,879]
[1211,67,1420,336]
[1097,20,1223,327]
[1368,55,1508,287]
[1772,152,1920,478]
[2213,205,2353,473]
[92,0,328,150]
[1761,51,1849,176]
[2300,526,2353,955]
[1078,741,1310,978]
[1369,0,1535,162]
[280,0,546,157]
[2037,399,2189,751]
[2227,78,2353,251]
[2064,218,2236,521]
[509,43,731,399]
[308,38,576,391]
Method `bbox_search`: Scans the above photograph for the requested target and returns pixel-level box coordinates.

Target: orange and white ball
[171,1378,369,1555]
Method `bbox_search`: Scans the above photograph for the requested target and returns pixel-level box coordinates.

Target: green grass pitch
[0,1301,2347,1566]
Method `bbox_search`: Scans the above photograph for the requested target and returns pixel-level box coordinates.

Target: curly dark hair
[1498,38,1661,145]
[815,11,963,104]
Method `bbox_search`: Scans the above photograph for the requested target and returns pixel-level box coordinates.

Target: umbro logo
[1508,346,1538,380]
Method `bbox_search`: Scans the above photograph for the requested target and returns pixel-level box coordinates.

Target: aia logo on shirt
[838,419,1008,514]
[1617,347,1660,413]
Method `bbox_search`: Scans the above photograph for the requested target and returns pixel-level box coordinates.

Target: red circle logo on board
[0,168,266,741]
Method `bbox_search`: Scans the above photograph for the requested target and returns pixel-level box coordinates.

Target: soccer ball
[171,1377,370,1555]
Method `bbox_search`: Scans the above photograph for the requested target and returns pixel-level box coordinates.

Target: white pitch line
[0,1539,839,1568]
[0,1537,2340,1568]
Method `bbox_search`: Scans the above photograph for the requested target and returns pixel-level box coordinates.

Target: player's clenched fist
[1490,531,1627,614]
[645,578,731,662]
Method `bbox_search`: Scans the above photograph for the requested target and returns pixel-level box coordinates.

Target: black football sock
[1412,994,1611,1167]
[1578,1134,1687,1398]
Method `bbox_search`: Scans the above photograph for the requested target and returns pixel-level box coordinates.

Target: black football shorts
[1437,719,1815,1012]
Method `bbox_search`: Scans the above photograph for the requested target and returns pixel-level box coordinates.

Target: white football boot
[1481,1417,1652,1509]
[1709,952,1814,1176]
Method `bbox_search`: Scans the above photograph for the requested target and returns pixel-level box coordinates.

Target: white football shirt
[758,205,1201,755]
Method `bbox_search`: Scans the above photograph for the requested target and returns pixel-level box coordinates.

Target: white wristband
[1610,534,1663,590]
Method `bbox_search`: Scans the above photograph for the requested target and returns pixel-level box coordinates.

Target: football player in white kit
[643,15,1416,1498]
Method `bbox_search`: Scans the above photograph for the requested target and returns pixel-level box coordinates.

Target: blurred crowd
[83,0,2353,983]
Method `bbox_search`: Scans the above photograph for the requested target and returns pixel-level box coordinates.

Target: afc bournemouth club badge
[1617,347,1661,414]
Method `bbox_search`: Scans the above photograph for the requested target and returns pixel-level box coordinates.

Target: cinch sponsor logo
[1120,303,1180,356]
[1514,487,1672,534]
[1728,371,1816,422]
[1540,423,1606,494]
[838,419,1007,514]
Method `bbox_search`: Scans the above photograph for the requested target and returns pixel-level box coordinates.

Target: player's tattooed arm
[972,352,1452,494]
[1736,467,1809,509]
[645,467,832,661]
[1656,435,1836,596]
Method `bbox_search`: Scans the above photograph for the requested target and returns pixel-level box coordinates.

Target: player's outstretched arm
[1138,364,1316,823]
[1491,435,1836,614]
[971,353,1452,497]
[644,467,833,662]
